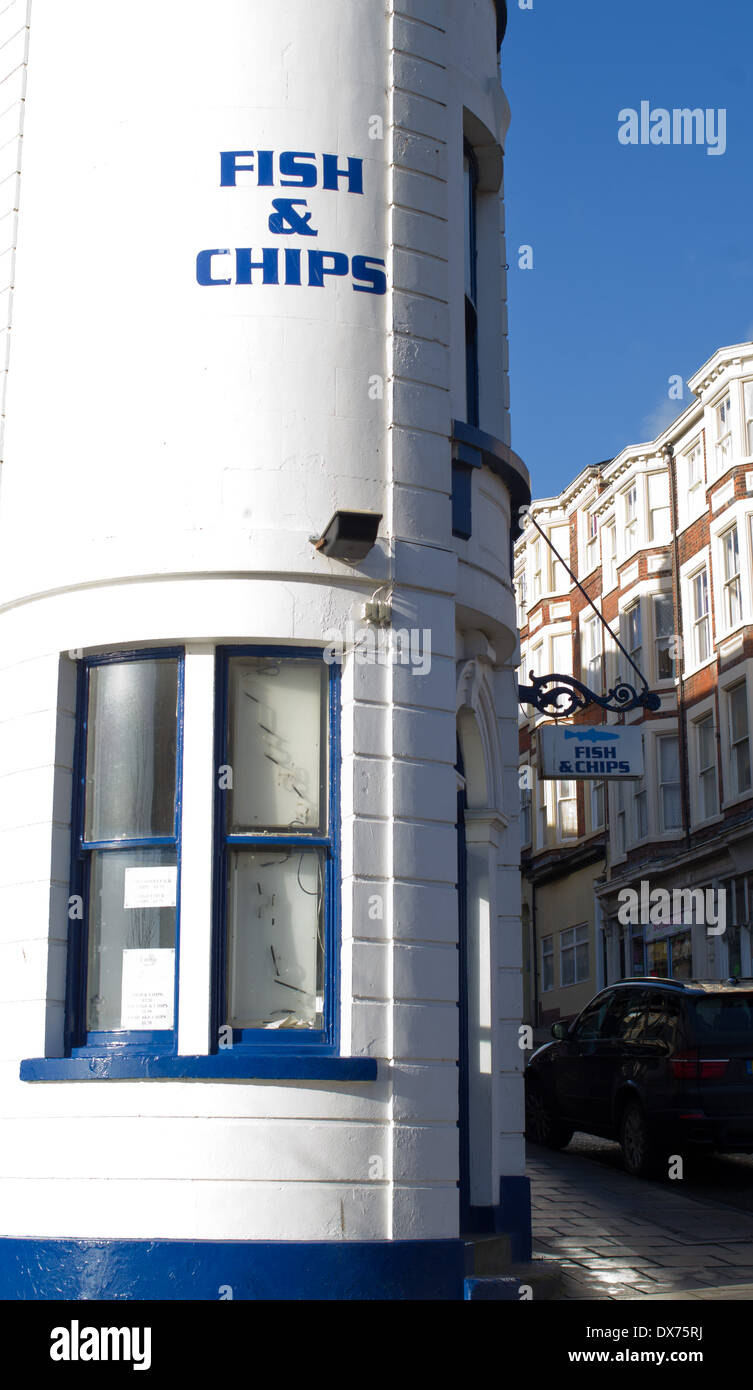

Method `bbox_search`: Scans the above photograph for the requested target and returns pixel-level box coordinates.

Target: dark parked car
[525,977,753,1176]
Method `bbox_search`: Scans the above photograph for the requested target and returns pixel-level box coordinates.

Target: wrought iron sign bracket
[517,672,661,719]
[516,507,662,717]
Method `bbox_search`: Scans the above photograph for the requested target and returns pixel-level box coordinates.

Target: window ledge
[20,1054,379,1083]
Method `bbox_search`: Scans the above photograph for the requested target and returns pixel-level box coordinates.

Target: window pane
[463,155,475,303]
[693,570,708,617]
[542,938,553,992]
[736,744,752,793]
[573,992,613,1039]
[647,939,668,976]
[87,847,177,1031]
[552,633,571,675]
[227,848,325,1030]
[670,931,693,981]
[697,715,714,769]
[626,603,641,650]
[730,684,749,744]
[631,932,645,974]
[85,660,178,841]
[654,594,674,636]
[656,594,675,679]
[662,786,682,828]
[228,657,326,832]
[723,527,740,580]
[659,736,680,783]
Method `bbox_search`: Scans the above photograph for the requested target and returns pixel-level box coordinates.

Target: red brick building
[516,342,753,1027]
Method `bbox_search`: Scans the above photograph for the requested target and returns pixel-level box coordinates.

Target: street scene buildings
[517,341,753,1030]
[1,0,752,1317]
[0,0,532,1301]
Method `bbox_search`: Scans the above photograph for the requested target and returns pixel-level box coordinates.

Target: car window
[601,990,648,1042]
[643,993,682,1049]
[690,994,753,1045]
[570,992,615,1042]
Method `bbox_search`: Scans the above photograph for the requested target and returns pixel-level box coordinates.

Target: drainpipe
[531,880,539,1029]
[664,442,691,849]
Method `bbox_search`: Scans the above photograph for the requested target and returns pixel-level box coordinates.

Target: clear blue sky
[501,0,753,499]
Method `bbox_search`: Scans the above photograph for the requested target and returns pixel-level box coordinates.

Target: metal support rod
[521,508,653,696]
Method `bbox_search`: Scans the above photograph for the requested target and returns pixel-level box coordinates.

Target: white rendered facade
[0,0,529,1299]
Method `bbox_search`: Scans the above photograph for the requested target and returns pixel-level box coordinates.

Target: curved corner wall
[0,0,529,1300]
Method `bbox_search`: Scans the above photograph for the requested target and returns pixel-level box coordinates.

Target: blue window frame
[452,462,473,539]
[213,647,340,1054]
[66,649,184,1056]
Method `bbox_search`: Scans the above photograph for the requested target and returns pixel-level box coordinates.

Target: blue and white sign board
[539,726,644,780]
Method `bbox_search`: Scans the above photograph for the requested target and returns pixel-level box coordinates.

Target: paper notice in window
[123,866,177,910]
[121,948,175,1030]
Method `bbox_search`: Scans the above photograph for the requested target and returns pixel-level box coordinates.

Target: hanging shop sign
[538,725,644,780]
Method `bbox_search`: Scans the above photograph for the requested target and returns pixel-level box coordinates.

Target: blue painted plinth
[0,1237,469,1301]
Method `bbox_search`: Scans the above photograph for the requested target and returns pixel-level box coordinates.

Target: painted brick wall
[0,0,30,462]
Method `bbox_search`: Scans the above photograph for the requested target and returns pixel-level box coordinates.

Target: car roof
[609,977,753,996]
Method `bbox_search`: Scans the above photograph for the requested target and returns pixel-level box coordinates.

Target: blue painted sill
[20,1054,378,1082]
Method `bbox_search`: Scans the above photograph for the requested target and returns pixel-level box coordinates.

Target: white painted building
[0,0,530,1300]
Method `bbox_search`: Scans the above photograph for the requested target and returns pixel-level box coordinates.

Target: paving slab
[527,1139,753,1301]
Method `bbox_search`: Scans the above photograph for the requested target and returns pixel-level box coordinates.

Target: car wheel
[525,1083,573,1150]
[619,1101,659,1177]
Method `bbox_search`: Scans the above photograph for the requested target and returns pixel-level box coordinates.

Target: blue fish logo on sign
[564,728,622,742]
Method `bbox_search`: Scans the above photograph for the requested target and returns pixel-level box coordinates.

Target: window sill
[682,655,716,680]
[20,1054,379,1082]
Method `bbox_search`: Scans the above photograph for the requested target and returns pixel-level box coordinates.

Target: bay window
[66,645,340,1060]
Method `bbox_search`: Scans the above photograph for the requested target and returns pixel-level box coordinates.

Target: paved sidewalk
[528,1141,753,1300]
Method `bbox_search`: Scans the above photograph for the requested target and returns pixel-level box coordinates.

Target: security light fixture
[310,510,382,562]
